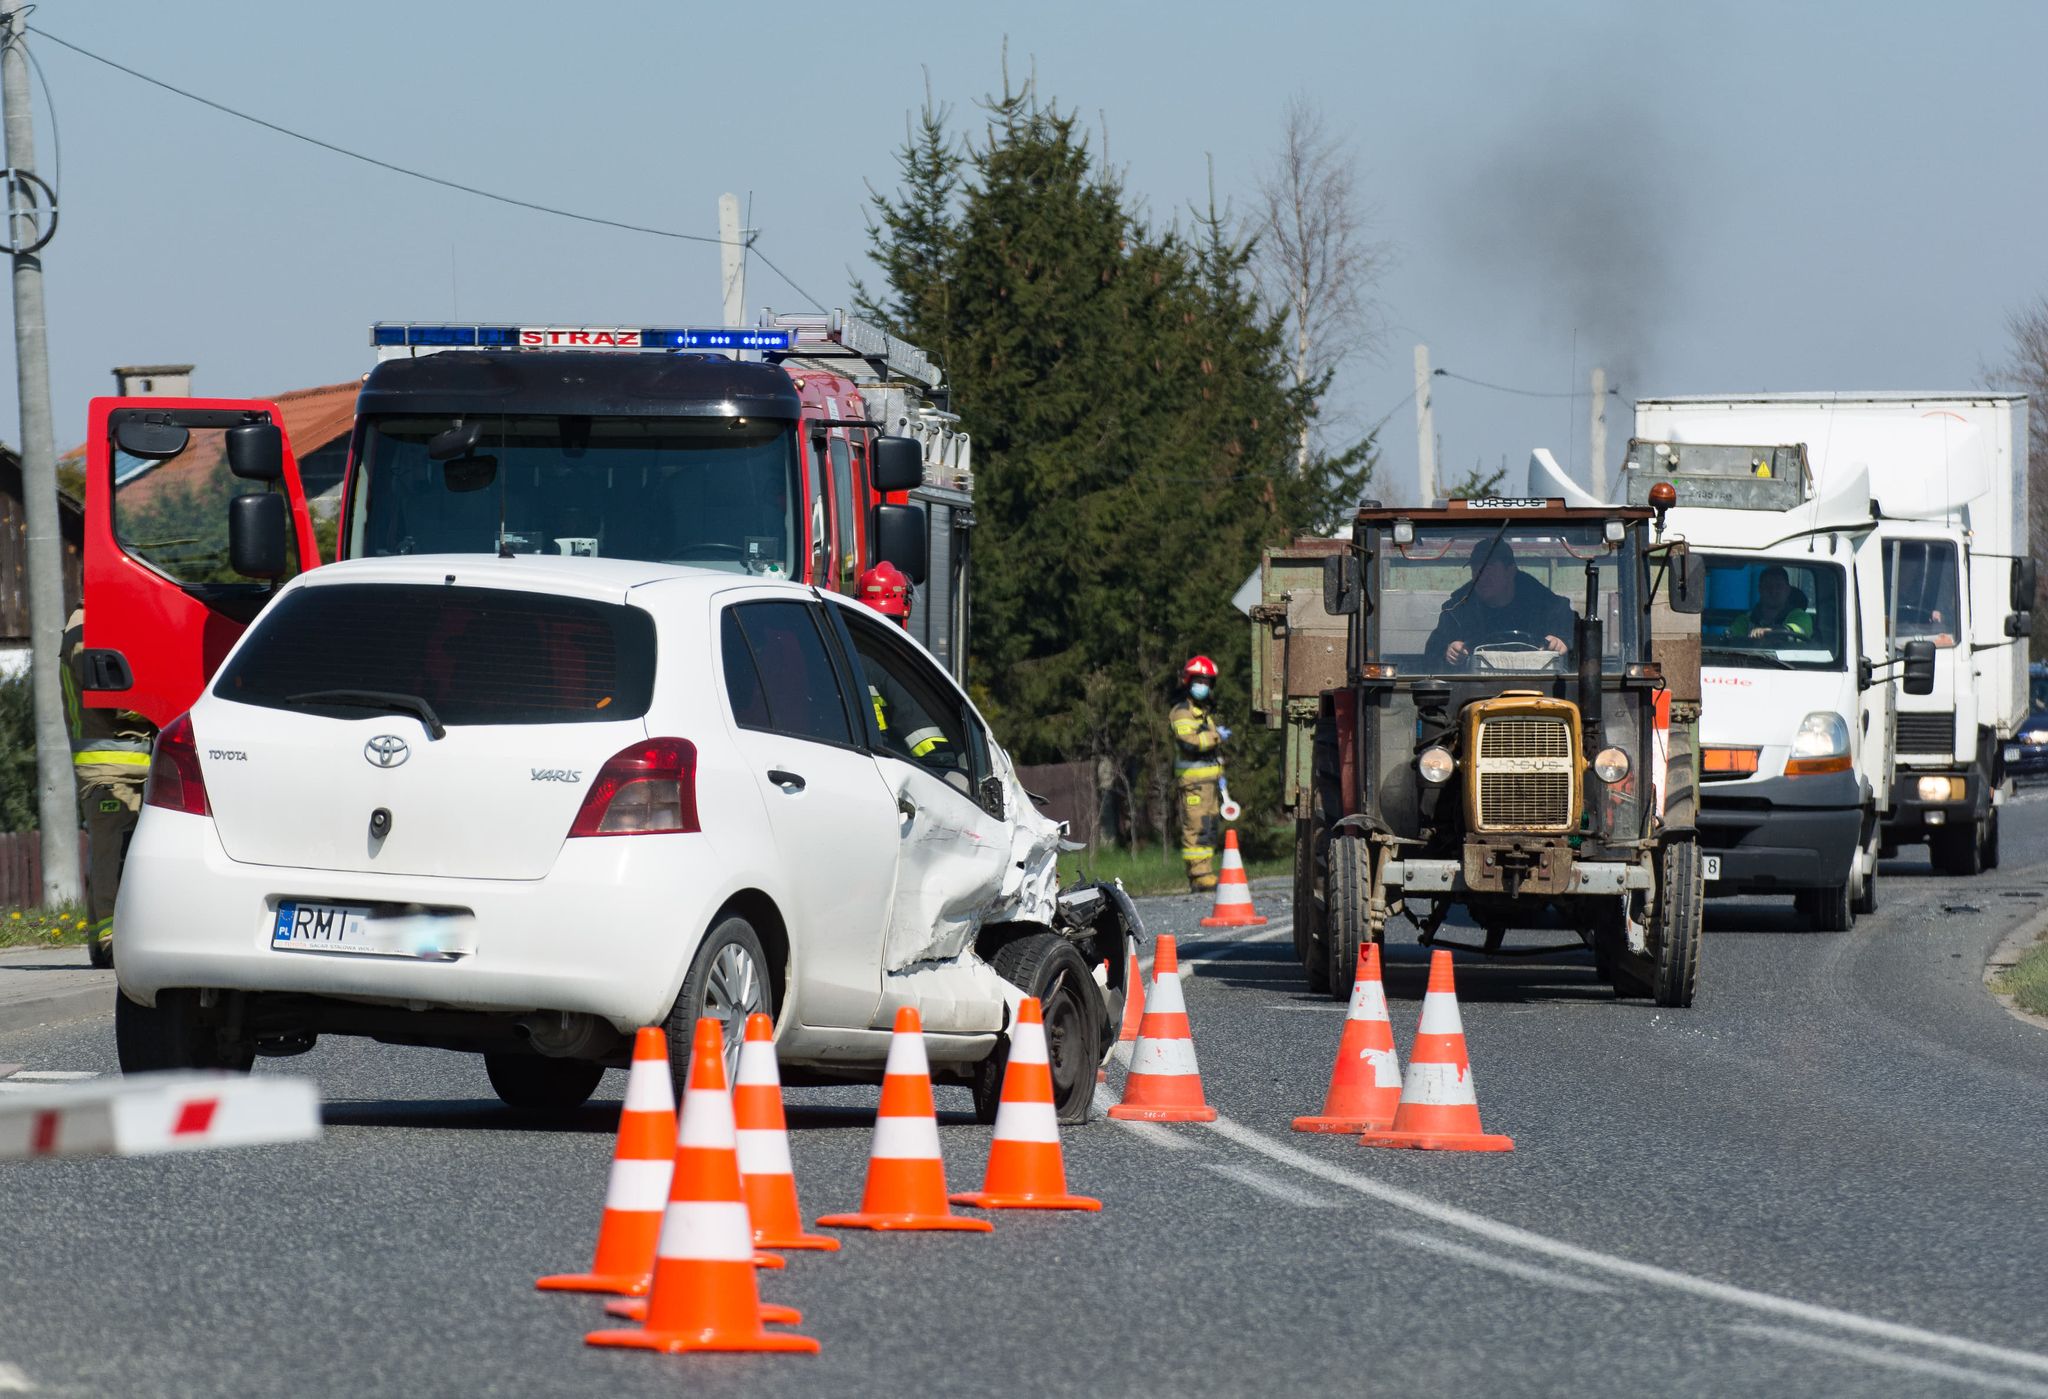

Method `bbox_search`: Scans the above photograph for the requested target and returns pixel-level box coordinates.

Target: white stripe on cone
[989,1098,1061,1144]
[1416,989,1466,1036]
[623,1058,674,1113]
[883,1028,931,1077]
[736,1126,794,1176]
[1131,1035,1202,1077]
[869,1111,944,1160]
[1399,1059,1478,1107]
[1366,1045,1403,1090]
[1209,883,1255,907]
[735,1039,779,1086]
[1147,969,1188,1016]
[655,1200,755,1262]
[1008,1021,1049,1065]
[603,1156,674,1212]
[1348,977,1388,1020]
[677,1085,737,1147]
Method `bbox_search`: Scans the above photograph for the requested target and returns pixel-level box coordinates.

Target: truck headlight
[1592,746,1630,783]
[1418,746,1456,785]
[1916,775,1962,803]
[1785,712,1852,777]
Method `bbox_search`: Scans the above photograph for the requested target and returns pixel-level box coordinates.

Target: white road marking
[1199,1116,2048,1376]
[1119,1120,1200,1152]
[0,1361,33,1392]
[1729,1324,2048,1397]
[1380,1228,1613,1295]
[1171,921,1293,974]
[1204,1162,1332,1208]
[9,1071,97,1082]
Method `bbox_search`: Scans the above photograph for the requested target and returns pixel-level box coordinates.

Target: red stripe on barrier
[30,1108,57,1155]
[171,1099,220,1136]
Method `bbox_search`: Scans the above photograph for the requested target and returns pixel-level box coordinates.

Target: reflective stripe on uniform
[905,726,949,758]
[1176,763,1223,781]
[73,749,151,767]
[1181,845,1214,861]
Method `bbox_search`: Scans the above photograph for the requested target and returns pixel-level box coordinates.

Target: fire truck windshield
[345,414,800,577]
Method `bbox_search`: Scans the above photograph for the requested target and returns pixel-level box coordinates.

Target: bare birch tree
[1254,97,1389,471]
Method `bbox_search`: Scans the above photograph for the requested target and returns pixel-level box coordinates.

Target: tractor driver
[1424,537,1576,668]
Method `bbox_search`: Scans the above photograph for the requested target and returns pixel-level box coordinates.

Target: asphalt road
[4,795,2048,1397]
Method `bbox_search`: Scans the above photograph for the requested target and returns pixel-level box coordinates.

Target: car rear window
[213,583,655,725]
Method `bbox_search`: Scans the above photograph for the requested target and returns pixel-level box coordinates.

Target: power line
[23,24,826,310]
[1435,368,1617,400]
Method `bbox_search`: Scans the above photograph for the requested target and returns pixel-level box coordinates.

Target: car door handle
[767,768,806,792]
[897,795,917,821]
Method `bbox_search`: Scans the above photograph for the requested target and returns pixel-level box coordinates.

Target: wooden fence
[0,831,92,909]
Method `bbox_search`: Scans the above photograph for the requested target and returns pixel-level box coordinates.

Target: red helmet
[1182,654,1219,683]
[857,561,911,622]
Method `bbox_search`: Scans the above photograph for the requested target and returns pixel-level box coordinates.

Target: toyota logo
[364,735,410,769]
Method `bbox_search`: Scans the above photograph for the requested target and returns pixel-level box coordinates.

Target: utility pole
[717,194,746,330]
[1588,366,1609,500]
[1413,343,1436,506]
[1,1,78,906]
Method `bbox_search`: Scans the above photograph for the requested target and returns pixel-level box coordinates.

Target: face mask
[1189,682,1212,701]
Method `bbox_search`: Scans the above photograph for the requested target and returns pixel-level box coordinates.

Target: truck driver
[1425,538,1576,667]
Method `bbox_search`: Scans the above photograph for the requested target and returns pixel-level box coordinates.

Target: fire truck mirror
[226,422,284,482]
[1901,639,1937,696]
[872,436,925,494]
[2012,557,2038,611]
[1322,554,1360,616]
[1667,549,1707,615]
[114,416,190,461]
[873,503,928,585]
[228,492,290,579]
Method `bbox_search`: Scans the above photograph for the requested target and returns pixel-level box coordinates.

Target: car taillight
[568,738,699,837]
[143,713,211,816]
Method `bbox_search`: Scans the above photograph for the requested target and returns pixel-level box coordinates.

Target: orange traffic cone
[816,1007,994,1233]
[1293,942,1402,1134]
[536,1026,674,1295]
[1357,950,1513,1152]
[586,1018,818,1356]
[1200,830,1267,927]
[1117,950,1146,1043]
[735,1013,839,1252]
[952,998,1101,1211]
[1108,935,1217,1123]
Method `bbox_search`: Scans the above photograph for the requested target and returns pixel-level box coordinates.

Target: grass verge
[0,904,93,949]
[1993,935,2048,1019]
[1057,842,1290,897]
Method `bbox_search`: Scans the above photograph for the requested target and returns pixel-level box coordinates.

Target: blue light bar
[371,323,796,352]
[641,328,796,351]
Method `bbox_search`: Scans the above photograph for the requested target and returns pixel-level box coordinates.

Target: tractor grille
[1473,713,1576,831]
[1896,711,1956,756]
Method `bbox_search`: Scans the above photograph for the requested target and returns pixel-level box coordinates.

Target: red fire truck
[77,313,973,725]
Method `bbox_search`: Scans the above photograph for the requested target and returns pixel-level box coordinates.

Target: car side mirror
[1901,639,1937,696]
[871,435,924,494]
[978,773,1007,821]
[1322,554,1360,616]
[2013,557,2039,611]
[114,416,190,460]
[1668,549,1707,615]
[873,503,928,584]
[226,422,284,482]
[228,492,289,578]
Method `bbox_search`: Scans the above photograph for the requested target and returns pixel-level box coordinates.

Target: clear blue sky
[6,0,2044,502]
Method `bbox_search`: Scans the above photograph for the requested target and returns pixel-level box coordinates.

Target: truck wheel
[984,932,1101,1125]
[1852,844,1879,917]
[1650,841,1703,1008]
[1795,880,1854,932]
[1930,825,1984,878]
[1984,810,2001,871]
[1291,816,1325,991]
[484,1053,604,1116]
[665,914,775,1099]
[115,990,255,1073]
[1325,835,1375,1000]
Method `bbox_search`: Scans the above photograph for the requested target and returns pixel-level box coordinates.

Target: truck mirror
[872,502,928,585]
[1901,639,1937,696]
[2013,557,2039,611]
[871,436,925,494]
[114,416,190,461]
[228,492,289,578]
[428,420,483,461]
[2006,610,2033,639]
[226,422,284,482]
[1322,554,1361,616]
[1667,550,1707,615]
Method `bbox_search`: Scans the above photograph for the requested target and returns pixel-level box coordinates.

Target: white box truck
[1634,395,2033,876]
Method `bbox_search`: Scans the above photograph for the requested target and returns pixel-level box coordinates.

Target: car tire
[1851,826,1879,917]
[983,932,1102,1126]
[664,914,775,1100]
[115,989,255,1073]
[1650,840,1704,1007]
[484,1053,604,1115]
[86,928,114,971]
[1930,824,1984,878]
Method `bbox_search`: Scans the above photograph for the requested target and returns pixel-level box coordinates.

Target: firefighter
[1170,655,1231,893]
[61,609,154,970]
[854,563,952,766]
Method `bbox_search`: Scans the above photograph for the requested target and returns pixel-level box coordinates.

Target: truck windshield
[1373,522,1629,675]
[345,414,800,577]
[1698,554,1847,672]
[1882,538,1960,647]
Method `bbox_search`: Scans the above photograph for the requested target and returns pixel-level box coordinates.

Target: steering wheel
[1462,630,1553,671]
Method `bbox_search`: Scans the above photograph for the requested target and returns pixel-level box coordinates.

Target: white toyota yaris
[114,556,1137,1121]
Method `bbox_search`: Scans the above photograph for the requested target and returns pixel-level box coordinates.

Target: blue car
[2010,708,2048,781]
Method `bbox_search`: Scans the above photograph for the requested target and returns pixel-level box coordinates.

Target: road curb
[0,983,114,1037]
[1983,900,2048,1034]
